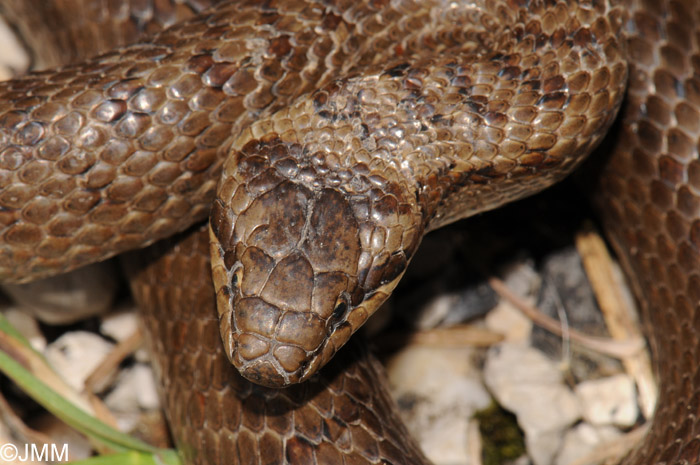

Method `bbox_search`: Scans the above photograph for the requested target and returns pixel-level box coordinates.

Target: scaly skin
[208,0,627,386]
[3,1,700,464]
[125,224,431,465]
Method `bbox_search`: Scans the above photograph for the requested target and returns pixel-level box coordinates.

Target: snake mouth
[224,290,348,388]
[224,280,398,388]
[230,340,319,388]
[228,326,332,388]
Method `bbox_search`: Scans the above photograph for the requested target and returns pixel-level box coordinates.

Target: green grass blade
[0,322,179,463]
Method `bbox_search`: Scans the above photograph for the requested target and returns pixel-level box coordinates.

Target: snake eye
[329,296,349,329]
[231,268,242,289]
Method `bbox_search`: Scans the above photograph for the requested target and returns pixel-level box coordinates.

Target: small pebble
[575,374,638,427]
[101,307,140,342]
[412,293,462,330]
[484,343,581,465]
[527,429,567,465]
[502,261,541,299]
[484,301,533,344]
[555,423,622,465]
[105,364,160,413]
[387,345,491,465]
[44,332,114,391]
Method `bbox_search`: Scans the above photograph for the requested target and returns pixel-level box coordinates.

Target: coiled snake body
[0,0,698,463]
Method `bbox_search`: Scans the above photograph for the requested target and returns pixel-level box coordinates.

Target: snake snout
[223,252,358,387]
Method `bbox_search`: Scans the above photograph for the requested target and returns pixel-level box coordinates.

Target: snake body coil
[1,0,699,463]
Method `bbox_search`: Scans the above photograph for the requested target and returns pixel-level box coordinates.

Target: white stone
[484,301,533,344]
[100,308,140,342]
[575,374,638,427]
[387,345,491,465]
[413,293,461,330]
[100,306,152,362]
[502,261,541,299]
[555,423,622,465]
[44,332,114,391]
[105,364,160,412]
[526,428,565,465]
[484,343,581,465]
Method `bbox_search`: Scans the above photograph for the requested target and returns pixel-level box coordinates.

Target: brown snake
[0,0,699,463]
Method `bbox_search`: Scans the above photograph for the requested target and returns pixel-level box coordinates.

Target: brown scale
[3,0,700,464]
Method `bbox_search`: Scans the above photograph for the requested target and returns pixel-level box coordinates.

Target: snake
[0,0,698,463]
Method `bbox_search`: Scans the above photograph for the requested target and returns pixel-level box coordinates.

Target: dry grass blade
[487,277,645,359]
[575,229,656,419]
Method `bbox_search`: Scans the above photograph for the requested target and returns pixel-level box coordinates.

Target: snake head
[209,134,423,387]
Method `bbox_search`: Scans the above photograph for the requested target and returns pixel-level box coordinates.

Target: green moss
[475,403,526,465]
